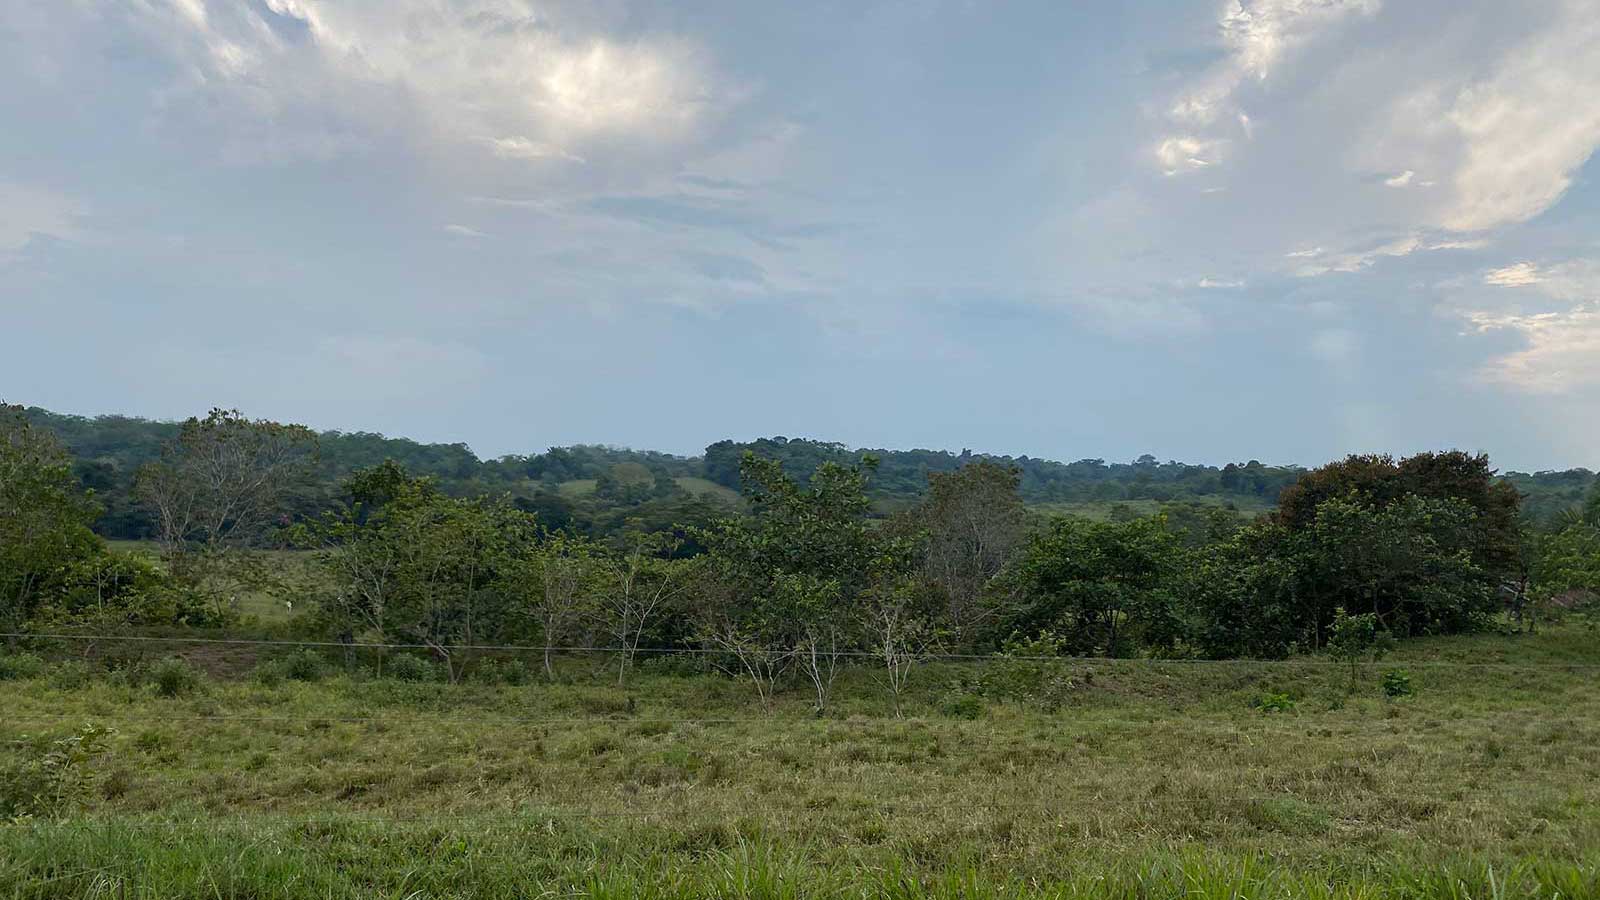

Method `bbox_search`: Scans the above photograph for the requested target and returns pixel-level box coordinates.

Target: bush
[1382,669,1415,698]
[48,661,93,690]
[384,654,439,683]
[254,650,326,687]
[939,692,984,720]
[473,658,528,685]
[0,652,46,681]
[1253,692,1296,713]
[150,657,201,698]
[0,723,113,819]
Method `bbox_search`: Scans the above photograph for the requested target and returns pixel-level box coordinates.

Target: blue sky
[3,0,1599,470]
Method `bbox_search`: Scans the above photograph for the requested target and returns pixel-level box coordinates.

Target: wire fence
[5,631,1596,669]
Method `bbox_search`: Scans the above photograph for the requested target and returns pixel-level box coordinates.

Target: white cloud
[443,224,489,238]
[1425,238,1487,251]
[1466,307,1600,393]
[1481,259,1600,297]
[1460,256,1600,393]
[485,136,586,163]
[1292,235,1488,278]
[1198,276,1245,288]
[1156,0,1380,174]
[108,1,725,164]
[1383,169,1414,187]
[1156,136,1223,174]
[1291,233,1421,276]
[1439,5,1600,231]
[1484,262,1543,287]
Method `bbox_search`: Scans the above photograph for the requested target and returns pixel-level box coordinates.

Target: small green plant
[473,658,528,685]
[1253,692,1296,713]
[939,692,984,720]
[0,652,46,681]
[47,661,93,690]
[1327,608,1395,694]
[384,654,439,683]
[963,631,1077,711]
[254,649,325,686]
[1382,668,1415,698]
[0,723,113,819]
[150,657,201,698]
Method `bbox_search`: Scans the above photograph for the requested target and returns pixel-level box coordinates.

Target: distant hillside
[20,407,1597,539]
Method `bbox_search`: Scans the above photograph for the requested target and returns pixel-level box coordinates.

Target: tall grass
[2,623,1599,898]
[3,820,1599,899]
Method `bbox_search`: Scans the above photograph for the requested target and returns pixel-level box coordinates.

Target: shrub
[384,654,439,683]
[1253,692,1297,713]
[1328,609,1394,693]
[1382,669,1415,698]
[0,723,113,818]
[939,692,984,720]
[48,661,93,690]
[254,649,326,686]
[473,658,528,685]
[150,657,201,698]
[0,652,46,681]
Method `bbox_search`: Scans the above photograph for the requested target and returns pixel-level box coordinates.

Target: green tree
[1185,521,1304,658]
[1276,451,1521,579]
[300,463,518,681]
[1003,515,1183,656]
[1532,517,1600,609]
[694,453,888,712]
[0,406,102,643]
[1294,494,1491,639]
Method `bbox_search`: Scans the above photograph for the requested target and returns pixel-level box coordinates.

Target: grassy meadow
[3,623,1599,898]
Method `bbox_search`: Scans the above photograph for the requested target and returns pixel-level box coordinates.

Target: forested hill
[21,406,1597,538]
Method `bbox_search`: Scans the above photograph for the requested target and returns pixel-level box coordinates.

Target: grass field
[104,541,316,625]
[3,623,1599,897]
[1029,495,1275,521]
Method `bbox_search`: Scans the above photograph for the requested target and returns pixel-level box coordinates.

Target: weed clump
[0,653,46,681]
[1253,692,1296,713]
[383,654,439,683]
[472,658,528,685]
[1382,669,1415,698]
[150,657,201,698]
[939,692,984,720]
[0,723,113,818]
[256,649,327,686]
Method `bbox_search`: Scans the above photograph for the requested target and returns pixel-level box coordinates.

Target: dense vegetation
[7,403,1599,670]
[6,402,1600,898]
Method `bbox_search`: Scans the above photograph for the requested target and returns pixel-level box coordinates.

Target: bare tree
[513,533,602,679]
[797,624,844,715]
[918,462,1026,646]
[860,575,933,717]
[137,409,316,615]
[603,534,692,685]
[702,621,794,713]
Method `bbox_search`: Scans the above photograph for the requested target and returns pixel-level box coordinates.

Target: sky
[3,0,1600,471]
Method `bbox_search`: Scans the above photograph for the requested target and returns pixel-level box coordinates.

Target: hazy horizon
[26,398,1590,476]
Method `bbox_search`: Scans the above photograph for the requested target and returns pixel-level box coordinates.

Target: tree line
[7,405,1600,707]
